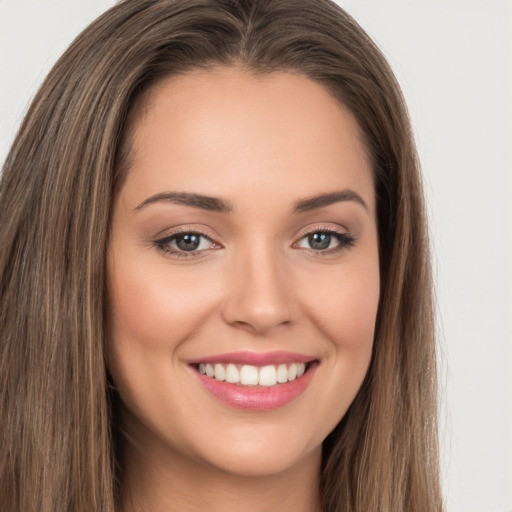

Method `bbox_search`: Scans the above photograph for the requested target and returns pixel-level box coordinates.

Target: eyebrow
[134,188,368,214]
[134,192,232,212]
[292,189,368,213]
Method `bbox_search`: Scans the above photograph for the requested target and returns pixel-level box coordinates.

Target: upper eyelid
[155,224,347,238]
[294,223,349,239]
[154,226,219,243]
[294,228,354,245]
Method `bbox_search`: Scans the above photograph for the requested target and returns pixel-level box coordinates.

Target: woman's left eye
[154,232,216,256]
[295,231,355,252]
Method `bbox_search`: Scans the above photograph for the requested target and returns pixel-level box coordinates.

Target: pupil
[308,232,331,250]
[176,234,200,251]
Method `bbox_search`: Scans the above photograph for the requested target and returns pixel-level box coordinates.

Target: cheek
[301,255,379,432]
[107,256,220,354]
[305,253,380,354]
[106,256,221,427]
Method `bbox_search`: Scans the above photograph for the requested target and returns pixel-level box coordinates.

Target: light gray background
[1,1,511,511]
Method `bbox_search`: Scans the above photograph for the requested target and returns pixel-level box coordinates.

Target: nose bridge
[222,237,294,333]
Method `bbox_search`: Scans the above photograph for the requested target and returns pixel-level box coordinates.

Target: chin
[196,439,321,478]
[172,414,329,480]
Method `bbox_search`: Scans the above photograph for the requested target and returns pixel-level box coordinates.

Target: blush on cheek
[313,276,379,350]
[108,263,220,353]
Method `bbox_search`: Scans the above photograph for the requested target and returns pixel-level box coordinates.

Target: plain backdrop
[1,1,511,511]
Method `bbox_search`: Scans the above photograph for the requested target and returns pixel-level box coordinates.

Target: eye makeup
[152,226,221,258]
[151,223,357,259]
[292,223,356,256]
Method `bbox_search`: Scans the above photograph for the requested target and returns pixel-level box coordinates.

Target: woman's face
[107,68,380,478]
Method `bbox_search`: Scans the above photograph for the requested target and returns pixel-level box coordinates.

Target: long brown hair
[0,1,443,510]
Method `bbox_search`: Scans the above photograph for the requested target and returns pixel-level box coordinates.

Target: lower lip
[192,363,317,411]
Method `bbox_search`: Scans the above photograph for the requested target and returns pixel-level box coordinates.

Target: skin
[107,67,380,512]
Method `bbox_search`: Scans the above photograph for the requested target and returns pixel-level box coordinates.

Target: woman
[0,0,443,511]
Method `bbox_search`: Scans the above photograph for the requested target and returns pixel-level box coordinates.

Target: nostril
[223,300,295,334]
[220,261,297,333]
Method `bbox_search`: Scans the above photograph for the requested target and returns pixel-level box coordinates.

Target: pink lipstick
[189,351,317,411]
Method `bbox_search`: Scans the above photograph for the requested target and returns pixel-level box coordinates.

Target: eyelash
[152,228,219,258]
[293,228,356,256]
[152,226,356,258]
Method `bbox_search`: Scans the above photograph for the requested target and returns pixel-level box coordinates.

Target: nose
[221,243,296,334]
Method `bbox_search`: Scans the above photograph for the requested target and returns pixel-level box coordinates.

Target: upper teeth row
[198,362,306,387]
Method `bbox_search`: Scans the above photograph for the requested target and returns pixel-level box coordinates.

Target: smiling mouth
[191,361,313,387]
[189,353,318,410]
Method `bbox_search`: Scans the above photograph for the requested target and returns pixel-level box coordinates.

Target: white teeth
[214,363,226,381]
[276,364,288,383]
[240,365,259,385]
[259,365,277,386]
[225,363,240,383]
[198,362,310,387]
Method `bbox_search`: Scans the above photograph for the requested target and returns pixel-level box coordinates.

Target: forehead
[120,67,374,212]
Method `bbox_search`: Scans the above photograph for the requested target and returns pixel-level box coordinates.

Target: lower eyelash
[153,243,199,257]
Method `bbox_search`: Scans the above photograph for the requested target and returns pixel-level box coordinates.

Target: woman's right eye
[153,232,218,257]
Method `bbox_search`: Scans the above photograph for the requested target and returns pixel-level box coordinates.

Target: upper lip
[188,351,316,366]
